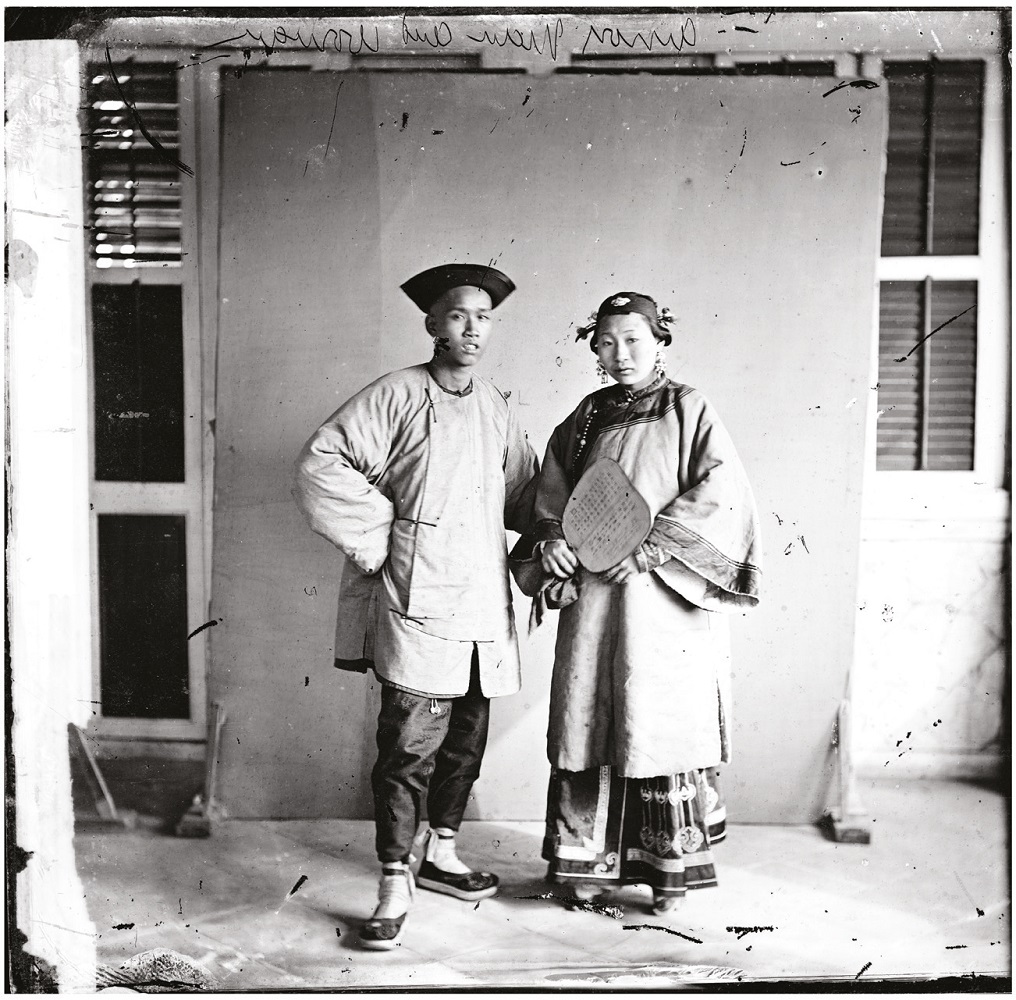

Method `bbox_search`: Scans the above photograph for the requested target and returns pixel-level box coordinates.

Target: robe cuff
[647,519,761,603]
[334,657,371,673]
[637,541,668,574]
[534,518,566,544]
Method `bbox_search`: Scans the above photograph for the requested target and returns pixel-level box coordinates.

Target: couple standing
[293,263,762,950]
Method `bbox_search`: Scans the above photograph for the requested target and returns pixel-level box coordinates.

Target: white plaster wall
[853,510,1009,777]
[7,40,98,991]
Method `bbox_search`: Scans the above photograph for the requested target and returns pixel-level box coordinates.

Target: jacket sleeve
[648,393,762,611]
[502,397,541,535]
[532,418,575,544]
[292,381,400,575]
[509,416,580,616]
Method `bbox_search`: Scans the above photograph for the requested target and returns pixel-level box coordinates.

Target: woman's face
[595,313,659,389]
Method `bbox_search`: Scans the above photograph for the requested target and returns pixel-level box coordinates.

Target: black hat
[401,263,516,313]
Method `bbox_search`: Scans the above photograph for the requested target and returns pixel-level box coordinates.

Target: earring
[595,360,609,385]
[654,351,667,377]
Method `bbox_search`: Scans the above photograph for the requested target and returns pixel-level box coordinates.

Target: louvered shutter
[86,61,182,268]
[881,65,930,256]
[926,281,977,470]
[877,281,924,470]
[877,61,983,472]
[881,61,983,256]
[930,64,983,255]
[876,280,977,471]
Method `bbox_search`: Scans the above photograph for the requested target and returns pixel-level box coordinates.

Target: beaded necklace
[572,405,600,477]
[571,372,668,478]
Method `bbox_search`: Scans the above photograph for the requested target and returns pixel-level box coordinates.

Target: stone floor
[75,777,1010,990]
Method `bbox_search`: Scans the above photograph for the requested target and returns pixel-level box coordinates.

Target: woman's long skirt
[543,765,725,902]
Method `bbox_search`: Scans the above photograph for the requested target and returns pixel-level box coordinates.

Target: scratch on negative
[893,304,976,362]
[30,920,95,936]
[728,130,748,180]
[324,81,345,159]
[104,47,194,176]
[623,924,703,943]
[286,874,309,898]
[187,619,220,640]
[727,925,775,940]
[823,79,880,98]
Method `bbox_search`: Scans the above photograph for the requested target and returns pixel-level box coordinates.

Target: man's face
[427,286,494,368]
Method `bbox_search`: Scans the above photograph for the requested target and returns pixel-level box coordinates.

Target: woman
[533,292,762,914]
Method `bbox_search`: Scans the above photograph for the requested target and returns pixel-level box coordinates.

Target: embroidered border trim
[625,847,717,873]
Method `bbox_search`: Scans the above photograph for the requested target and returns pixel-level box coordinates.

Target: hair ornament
[574,311,599,343]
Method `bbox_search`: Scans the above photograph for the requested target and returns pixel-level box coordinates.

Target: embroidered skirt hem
[542,765,725,897]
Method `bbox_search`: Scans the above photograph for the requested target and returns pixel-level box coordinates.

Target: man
[293,263,538,950]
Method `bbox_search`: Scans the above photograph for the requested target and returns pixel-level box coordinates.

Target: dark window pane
[92,284,185,482]
[876,280,977,471]
[86,61,181,268]
[877,281,924,470]
[98,515,190,719]
[930,63,983,255]
[926,281,977,469]
[882,61,984,256]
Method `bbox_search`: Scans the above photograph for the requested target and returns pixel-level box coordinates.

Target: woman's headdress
[575,292,674,351]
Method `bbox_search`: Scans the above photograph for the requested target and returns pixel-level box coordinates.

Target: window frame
[84,47,210,740]
[865,52,1009,518]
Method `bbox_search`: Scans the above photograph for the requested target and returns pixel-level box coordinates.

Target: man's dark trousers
[372,647,489,863]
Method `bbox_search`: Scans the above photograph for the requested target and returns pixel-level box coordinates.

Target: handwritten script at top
[209,15,706,62]
[580,18,697,56]
[211,23,383,55]
[466,20,566,61]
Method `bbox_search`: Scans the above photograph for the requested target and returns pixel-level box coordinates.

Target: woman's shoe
[652,891,683,915]
[360,865,414,950]
[572,883,607,902]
